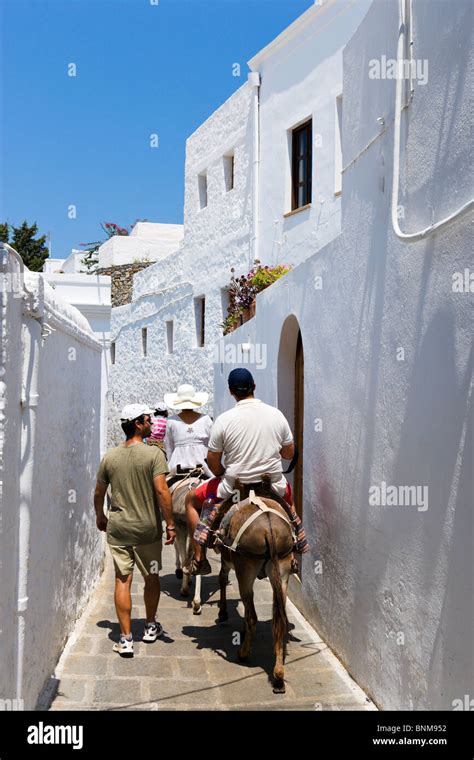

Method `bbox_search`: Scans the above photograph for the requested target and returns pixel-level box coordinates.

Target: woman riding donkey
[164,384,213,478]
[184,368,309,576]
[162,383,213,598]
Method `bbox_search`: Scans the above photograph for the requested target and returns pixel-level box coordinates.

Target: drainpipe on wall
[248,71,261,268]
[16,271,43,706]
[391,0,473,241]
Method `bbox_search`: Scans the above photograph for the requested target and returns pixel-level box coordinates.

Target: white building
[43,249,89,274]
[214,0,473,710]
[248,0,372,267]
[107,79,253,421]
[108,0,370,425]
[97,222,184,269]
[0,243,104,709]
[107,0,472,709]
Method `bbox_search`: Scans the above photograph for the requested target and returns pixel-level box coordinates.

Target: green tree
[0,221,49,271]
[0,222,9,243]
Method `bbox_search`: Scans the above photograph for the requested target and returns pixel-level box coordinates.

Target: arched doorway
[277,315,304,521]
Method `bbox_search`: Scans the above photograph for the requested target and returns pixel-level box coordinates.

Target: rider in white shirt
[208,396,294,500]
[163,384,213,477]
[184,368,309,575]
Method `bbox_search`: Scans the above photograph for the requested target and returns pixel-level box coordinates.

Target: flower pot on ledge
[242,298,256,323]
[224,322,237,335]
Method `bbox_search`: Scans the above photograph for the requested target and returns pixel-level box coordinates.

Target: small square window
[224,153,234,192]
[166,321,174,354]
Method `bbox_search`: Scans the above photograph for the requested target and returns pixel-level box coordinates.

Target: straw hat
[164,384,209,411]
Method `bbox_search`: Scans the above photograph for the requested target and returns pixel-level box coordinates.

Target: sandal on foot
[290,557,299,574]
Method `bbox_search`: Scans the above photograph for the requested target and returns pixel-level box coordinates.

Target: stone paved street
[49,547,376,711]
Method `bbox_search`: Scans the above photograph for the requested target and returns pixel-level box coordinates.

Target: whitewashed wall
[108,2,376,435]
[42,272,111,455]
[0,246,23,705]
[0,244,104,709]
[108,81,254,432]
[43,258,66,274]
[98,223,184,268]
[44,250,92,274]
[214,0,473,710]
[251,0,372,268]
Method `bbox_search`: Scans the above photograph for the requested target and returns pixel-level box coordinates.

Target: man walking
[94,404,176,657]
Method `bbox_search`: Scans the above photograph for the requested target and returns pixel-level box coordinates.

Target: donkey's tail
[266,514,288,662]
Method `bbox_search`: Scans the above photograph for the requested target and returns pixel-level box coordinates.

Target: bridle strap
[282,444,299,474]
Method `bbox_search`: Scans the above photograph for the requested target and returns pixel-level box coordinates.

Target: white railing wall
[0,243,104,709]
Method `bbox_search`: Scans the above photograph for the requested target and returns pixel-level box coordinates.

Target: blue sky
[0,0,313,259]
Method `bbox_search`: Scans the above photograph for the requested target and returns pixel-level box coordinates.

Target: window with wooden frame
[291,120,312,210]
[334,96,343,195]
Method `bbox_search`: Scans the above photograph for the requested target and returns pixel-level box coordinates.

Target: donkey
[215,480,295,693]
[168,467,205,615]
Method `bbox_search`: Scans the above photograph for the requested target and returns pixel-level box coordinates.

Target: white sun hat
[120,403,155,421]
[164,384,209,411]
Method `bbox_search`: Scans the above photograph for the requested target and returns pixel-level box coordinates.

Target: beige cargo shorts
[109,540,162,578]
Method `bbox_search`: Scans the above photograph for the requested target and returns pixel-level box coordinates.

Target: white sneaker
[143,621,163,643]
[113,634,134,657]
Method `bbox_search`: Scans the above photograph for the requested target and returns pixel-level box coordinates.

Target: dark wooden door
[294,330,304,520]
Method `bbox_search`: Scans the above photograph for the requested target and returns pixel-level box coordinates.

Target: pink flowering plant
[221,261,292,334]
[79,219,148,272]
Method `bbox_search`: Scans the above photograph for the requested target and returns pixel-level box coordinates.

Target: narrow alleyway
[48,547,376,711]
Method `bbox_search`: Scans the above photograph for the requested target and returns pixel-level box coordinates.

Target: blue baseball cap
[228,368,255,390]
